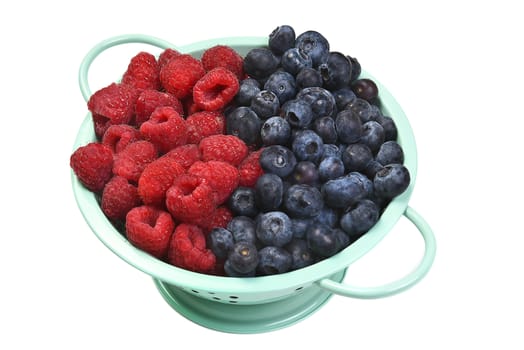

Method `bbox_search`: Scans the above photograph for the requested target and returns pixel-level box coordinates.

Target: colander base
[153,269,346,334]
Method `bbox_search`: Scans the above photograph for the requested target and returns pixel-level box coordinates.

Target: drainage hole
[229,300,238,304]
[229,295,239,299]
[191,290,199,294]
[295,286,304,291]
[212,296,221,300]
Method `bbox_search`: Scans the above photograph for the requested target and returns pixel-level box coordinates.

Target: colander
[73,34,436,334]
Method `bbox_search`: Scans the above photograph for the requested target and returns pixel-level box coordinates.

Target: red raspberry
[201,45,244,80]
[167,224,216,274]
[185,111,226,144]
[113,140,158,183]
[198,134,248,166]
[139,106,187,154]
[164,144,201,170]
[70,142,114,192]
[101,124,141,153]
[188,160,239,205]
[102,176,142,220]
[122,51,160,91]
[92,114,112,140]
[125,205,175,259]
[135,89,184,127]
[160,54,205,100]
[197,206,233,234]
[238,149,265,187]
[158,48,182,70]
[165,174,216,224]
[138,155,185,208]
[182,96,201,116]
[193,67,240,111]
[88,83,139,126]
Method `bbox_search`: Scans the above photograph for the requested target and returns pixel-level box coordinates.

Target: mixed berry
[71,25,410,277]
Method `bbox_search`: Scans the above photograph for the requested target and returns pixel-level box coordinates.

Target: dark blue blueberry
[281,99,314,129]
[268,25,296,55]
[318,52,352,91]
[292,129,324,163]
[321,173,369,209]
[375,114,398,141]
[256,211,293,247]
[207,227,235,260]
[281,48,312,75]
[335,109,362,144]
[334,228,351,251]
[227,216,257,245]
[375,140,404,166]
[318,156,345,182]
[226,106,263,146]
[224,259,256,277]
[257,246,292,275]
[351,78,379,102]
[347,55,361,82]
[264,70,297,104]
[291,161,319,186]
[296,87,337,120]
[313,116,338,144]
[290,217,313,239]
[350,171,374,198]
[342,143,373,172]
[295,30,330,67]
[313,206,339,228]
[369,104,383,121]
[296,67,323,89]
[360,121,385,153]
[362,159,385,179]
[285,238,315,270]
[227,241,259,274]
[228,187,258,217]
[306,223,340,258]
[255,173,284,212]
[320,144,342,161]
[260,116,292,146]
[373,164,411,199]
[235,78,261,106]
[348,98,374,123]
[333,87,357,110]
[259,145,297,178]
[340,199,379,237]
[250,90,280,119]
[284,184,323,218]
[243,47,280,80]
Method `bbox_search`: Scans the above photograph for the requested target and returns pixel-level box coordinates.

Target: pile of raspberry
[71,44,263,274]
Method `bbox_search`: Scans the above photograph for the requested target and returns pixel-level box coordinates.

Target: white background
[1,1,523,348]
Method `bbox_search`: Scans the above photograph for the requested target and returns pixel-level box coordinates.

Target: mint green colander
[72,34,436,334]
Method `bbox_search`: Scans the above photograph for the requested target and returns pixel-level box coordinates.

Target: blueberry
[227,216,257,245]
[285,238,315,270]
[296,67,323,89]
[360,121,385,153]
[284,184,323,218]
[313,206,339,228]
[350,171,374,197]
[351,78,379,102]
[347,98,374,123]
[335,109,362,144]
[340,199,379,237]
[227,241,259,274]
[260,116,292,146]
[224,259,256,277]
[295,30,330,67]
[318,52,352,91]
[281,48,312,75]
[347,55,361,81]
[226,106,263,146]
[376,114,398,141]
[306,223,340,258]
[291,161,319,186]
[264,70,297,105]
[290,217,313,239]
[255,173,284,212]
[318,156,345,181]
[257,246,292,275]
[369,104,383,121]
[228,186,258,217]
[235,78,261,106]
[292,129,324,163]
[281,99,314,129]
[333,87,357,110]
[342,143,373,172]
[269,25,296,55]
[207,227,235,260]
[321,173,369,209]
[374,164,411,199]
[296,87,337,120]
[333,228,351,251]
[243,47,280,80]
[256,211,293,247]
[320,144,342,161]
[375,140,405,166]
[259,145,297,178]
[313,116,337,144]
[250,90,280,119]
[362,159,385,179]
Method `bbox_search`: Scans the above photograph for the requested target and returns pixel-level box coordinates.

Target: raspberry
[70,142,114,192]
[135,89,184,127]
[197,206,233,234]
[238,149,265,187]
[167,224,216,273]
[188,160,239,205]
[137,155,185,207]
[121,51,160,91]
[198,134,248,166]
[113,140,158,183]
[164,144,201,170]
[102,176,142,220]
[158,48,182,70]
[185,111,226,144]
[101,124,141,153]
[139,106,187,154]
[165,174,216,224]
[160,54,205,99]
[182,96,201,116]
[87,83,139,126]
[125,205,175,259]
[193,67,240,111]
[201,45,244,80]
[92,114,112,140]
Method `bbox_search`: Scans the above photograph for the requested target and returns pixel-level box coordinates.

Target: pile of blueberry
[209,25,411,277]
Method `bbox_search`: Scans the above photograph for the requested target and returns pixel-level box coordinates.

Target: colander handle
[317,206,436,299]
[78,34,177,102]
